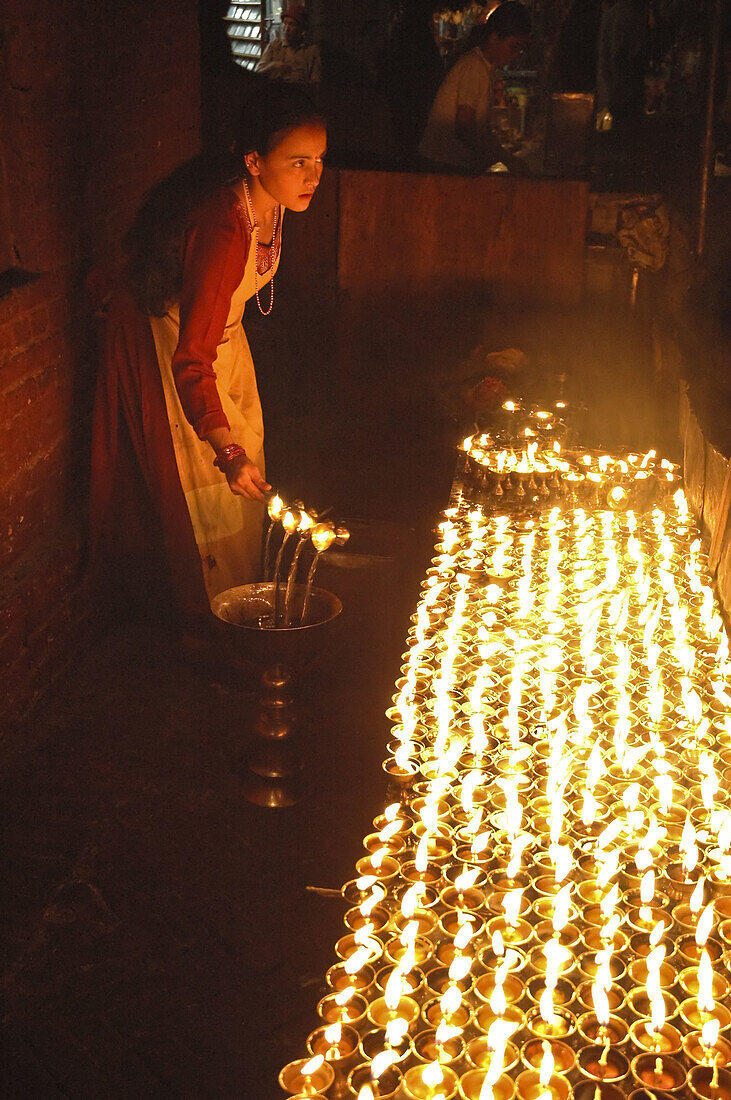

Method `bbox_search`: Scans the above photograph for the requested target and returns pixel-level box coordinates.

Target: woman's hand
[225,454,271,501]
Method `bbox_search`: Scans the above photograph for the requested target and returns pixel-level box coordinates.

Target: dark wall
[0,1,200,738]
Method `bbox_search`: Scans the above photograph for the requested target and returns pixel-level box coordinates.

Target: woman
[90,89,327,632]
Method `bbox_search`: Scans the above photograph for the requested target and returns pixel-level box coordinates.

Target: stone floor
[1,302,677,1098]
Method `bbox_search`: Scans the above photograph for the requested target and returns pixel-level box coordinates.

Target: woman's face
[248,122,327,212]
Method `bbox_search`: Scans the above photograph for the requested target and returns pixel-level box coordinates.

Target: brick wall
[0,0,201,740]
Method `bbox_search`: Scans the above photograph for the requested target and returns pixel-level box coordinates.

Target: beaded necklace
[242,176,279,317]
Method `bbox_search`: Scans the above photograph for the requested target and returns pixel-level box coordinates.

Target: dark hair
[469,1,531,47]
[124,82,325,316]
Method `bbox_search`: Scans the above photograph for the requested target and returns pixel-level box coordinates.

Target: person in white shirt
[257,4,322,86]
[419,2,531,172]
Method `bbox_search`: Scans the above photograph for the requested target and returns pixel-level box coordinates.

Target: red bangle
[213,443,247,471]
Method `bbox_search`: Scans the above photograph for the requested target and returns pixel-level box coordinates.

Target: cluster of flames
[280,445,731,1100]
[462,403,680,510]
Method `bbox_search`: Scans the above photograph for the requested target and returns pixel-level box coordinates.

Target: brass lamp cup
[458,1070,516,1100]
[514,1067,572,1100]
[630,1053,687,1094]
[359,1027,411,1066]
[573,1084,625,1100]
[438,910,484,940]
[678,998,731,1034]
[441,885,486,912]
[334,934,383,967]
[478,944,527,975]
[316,992,368,1029]
[366,994,420,1030]
[344,905,390,935]
[384,935,434,970]
[629,1020,682,1056]
[520,1037,576,1077]
[410,1028,465,1067]
[668,897,707,932]
[306,1023,359,1070]
[623,888,670,913]
[628,930,672,959]
[486,916,533,948]
[576,1013,629,1048]
[421,997,472,1032]
[688,1064,731,1100]
[524,1006,576,1042]
[325,962,376,997]
[435,941,477,971]
[474,1002,524,1038]
[676,935,724,968]
[624,988,678,1023]
[678,965,730,1002]
[488,870,531,892]
[488,890,533,918]
[425,966,473,999]
[531,897,579,924]
[525,976,575,1011]
[354,854,401,885]
[626,906,672,936]
[473,971,525,1007]
[402,1063,458,1100]
[577,951,626,984]
[709,874,731,905]
[577,1045,630,1086]
[682,1031,731,1070]
[533,921,581,949]
[374,965,424,998]
[527,946,576,984]
[445,864,489,889]
[363,831,407,857]
[393,882,439,911]
[580,927,629,955]
[348,1061,403,1100]
[574,981,626,1015]
[279,1057,335,1096]
[401,861,445,887]
[466,1036,520,1074]
[390,909,438,940]
[372,812,411,837]
[626,958,677,993]
[663,862,706,902]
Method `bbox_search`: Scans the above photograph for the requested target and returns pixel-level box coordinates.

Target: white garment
[419,48,496,169]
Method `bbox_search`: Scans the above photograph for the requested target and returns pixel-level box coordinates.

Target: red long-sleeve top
[172,188,252,439]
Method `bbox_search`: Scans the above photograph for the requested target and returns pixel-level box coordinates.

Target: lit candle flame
[441,984,462,1020]
[385,1016,409,1047]
[702,1018,721,1053]
[502,887,523,928]
[371,1050,399,1079]
[415,834,430,873]
[640,870,655,906]
[301,1054,324,1076]
[449,954,472,983]
[696,903,715,948]
[698,950,716,1014]
[423,1061,445,1088]
[324,1022,342,1046]
[454,866,480,893]
[539,1042,555,1086]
